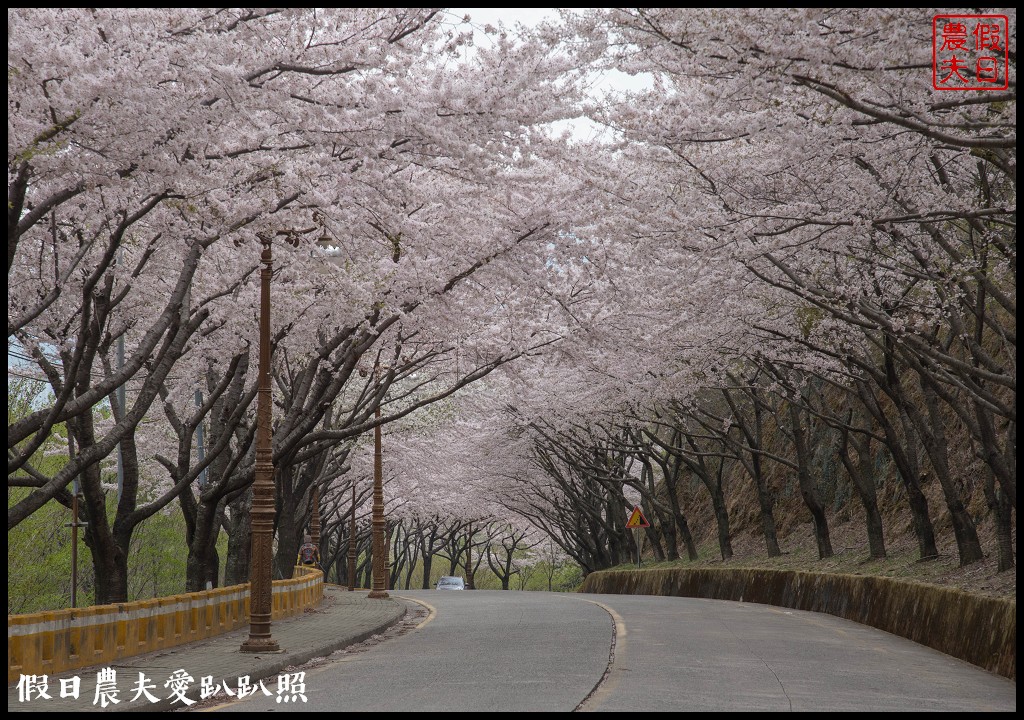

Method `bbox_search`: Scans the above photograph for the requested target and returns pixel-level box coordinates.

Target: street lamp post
[347,485,357,591]
[310,486,321,568]
[368,397,390,599]
[385,523,393,591]
[241,234,281,653]
[466,521,475,590]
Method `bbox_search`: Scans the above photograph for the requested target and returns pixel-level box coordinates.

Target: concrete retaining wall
[579,567,1015,680]
[8,566,323,682]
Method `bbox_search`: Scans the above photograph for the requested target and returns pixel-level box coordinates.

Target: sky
[450,7,651,95]
[448,8,653,141]
[448,7,558,29]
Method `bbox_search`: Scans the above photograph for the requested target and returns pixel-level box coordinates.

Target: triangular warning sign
[625,505,650,529]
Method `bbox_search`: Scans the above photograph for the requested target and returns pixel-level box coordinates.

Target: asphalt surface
[578,593,1016,712]
[214,590,1016,713]
[217,590,611,712]
[10,587,1012,713]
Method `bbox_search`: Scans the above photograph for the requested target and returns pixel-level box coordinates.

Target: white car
[435,576,466,590]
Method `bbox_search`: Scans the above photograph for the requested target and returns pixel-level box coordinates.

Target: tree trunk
[421,553,434,589]
[361,552,373,588]
[789,403,833,560]
[983,469,1015,572]
[184,491,226,592]
[684,436,733,561]
[839,424,886,560]
[666,483,699,560]
[751,460,781,558]
[749,401,781,558]
[643,523,666,562]
[972,403,1016,507]
[917,378,983,565]
[659,515,679,561]
[661,465,699,560]
[856,379,938,560]
[639,458,674,560]
[403,529,419,590]
[274,477,303,580]
[708,483,734,561]
[608,495,631,566]
[74,411,130,604]
[224,489,252,585]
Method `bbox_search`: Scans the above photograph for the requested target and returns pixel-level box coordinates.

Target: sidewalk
[8,586,407,713]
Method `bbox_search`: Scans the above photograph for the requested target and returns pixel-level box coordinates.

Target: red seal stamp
[933,14,1009,90]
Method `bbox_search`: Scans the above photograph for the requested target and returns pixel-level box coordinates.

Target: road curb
[116,597,407,712]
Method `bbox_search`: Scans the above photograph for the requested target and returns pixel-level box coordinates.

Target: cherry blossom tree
[416,8,1015,572]
[9,9,1015,606]
[559,8,1013,568]
[8,7,591,600]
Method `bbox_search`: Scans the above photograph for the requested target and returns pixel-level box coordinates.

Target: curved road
[217,590,1015,712]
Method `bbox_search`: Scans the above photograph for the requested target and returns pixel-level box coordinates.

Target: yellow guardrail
[7,566,323,682]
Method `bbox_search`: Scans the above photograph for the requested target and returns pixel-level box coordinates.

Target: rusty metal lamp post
[347,484,357,591]
[385,523,393,591]
[367,393,390,599]
[310,486,321,571]
[465,521,476,590]
[241,234,281,653]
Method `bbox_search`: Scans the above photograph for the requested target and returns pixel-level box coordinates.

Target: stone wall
[580,567,1015,679]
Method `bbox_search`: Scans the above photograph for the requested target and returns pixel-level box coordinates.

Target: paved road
[578,594,1015,712]
[215,591,1016,713]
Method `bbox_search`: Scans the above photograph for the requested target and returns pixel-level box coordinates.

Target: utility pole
[66,479,88,608]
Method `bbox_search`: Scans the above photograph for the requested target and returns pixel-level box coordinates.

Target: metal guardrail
[8,566,323,682]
